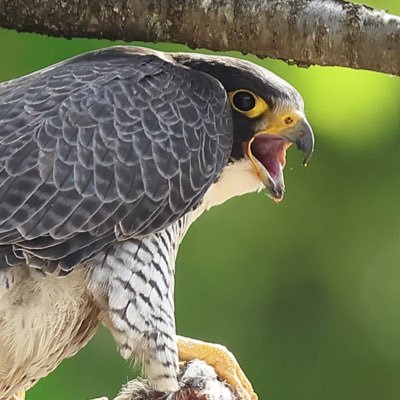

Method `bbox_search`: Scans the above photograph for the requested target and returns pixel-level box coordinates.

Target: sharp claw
[177,337,258,400]
[12,392,26,400]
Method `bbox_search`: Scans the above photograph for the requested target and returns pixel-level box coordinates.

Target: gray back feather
[0,47,233,271]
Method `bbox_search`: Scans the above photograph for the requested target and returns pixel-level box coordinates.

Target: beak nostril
[284,116,293,125]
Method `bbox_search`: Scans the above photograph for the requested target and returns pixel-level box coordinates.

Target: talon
[12,392,25,400]
[178,336,258,400]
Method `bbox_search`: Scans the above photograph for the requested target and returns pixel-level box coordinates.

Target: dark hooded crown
[172,53,304,160]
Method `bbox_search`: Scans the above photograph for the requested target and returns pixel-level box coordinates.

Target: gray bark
[0,0,399,75]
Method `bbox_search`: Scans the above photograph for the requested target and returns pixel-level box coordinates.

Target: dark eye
[232,91,256,112]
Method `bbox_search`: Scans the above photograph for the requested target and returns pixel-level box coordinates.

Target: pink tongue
[250,135,287,178]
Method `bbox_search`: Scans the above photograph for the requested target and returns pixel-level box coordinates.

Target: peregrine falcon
[0,46,314,400]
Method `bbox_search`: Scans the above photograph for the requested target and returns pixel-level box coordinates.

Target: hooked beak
[280,118,315,166]
[246,118,315,202]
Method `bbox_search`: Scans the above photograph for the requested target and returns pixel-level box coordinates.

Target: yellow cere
[260,109,303,135]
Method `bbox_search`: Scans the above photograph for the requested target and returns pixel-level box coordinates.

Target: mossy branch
[0,0,399,75]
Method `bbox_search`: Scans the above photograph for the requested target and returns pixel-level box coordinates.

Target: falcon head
[174,54,314,203]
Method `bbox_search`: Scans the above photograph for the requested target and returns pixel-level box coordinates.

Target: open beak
[246,118,314,202]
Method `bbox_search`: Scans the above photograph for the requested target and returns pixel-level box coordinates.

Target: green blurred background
[1,1,400,399]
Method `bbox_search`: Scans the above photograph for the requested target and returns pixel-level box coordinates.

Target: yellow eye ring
[228,89,269,118]
[231,91,255,112]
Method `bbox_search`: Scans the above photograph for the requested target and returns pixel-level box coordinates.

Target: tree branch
[0,0,399,75]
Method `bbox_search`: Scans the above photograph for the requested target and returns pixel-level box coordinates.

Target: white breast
[188,158,263,224]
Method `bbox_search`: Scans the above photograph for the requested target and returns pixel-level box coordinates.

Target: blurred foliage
[0,0,400,399]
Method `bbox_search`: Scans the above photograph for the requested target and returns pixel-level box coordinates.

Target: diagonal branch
[0,0,399,74]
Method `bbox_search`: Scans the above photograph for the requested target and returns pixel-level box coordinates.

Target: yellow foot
[11,391,25,400]
[178,336,258,400]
